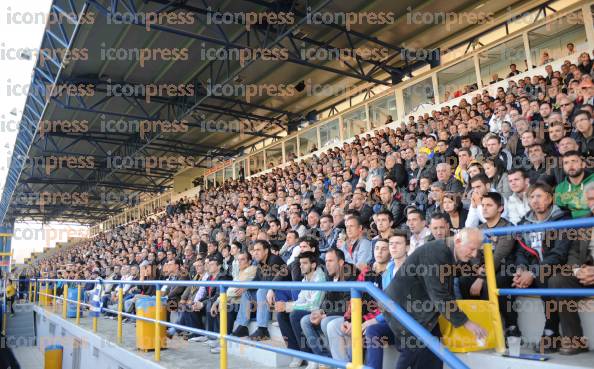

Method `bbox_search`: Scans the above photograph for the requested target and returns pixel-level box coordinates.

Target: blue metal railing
[28,216,594,368]
[32,278,470,369]
[483,216,594,297]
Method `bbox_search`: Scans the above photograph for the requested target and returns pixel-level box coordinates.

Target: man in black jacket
[190,254,233,345]
[547,182,594,355]
[514,182,571,353]
[299,248,356,358]
[383,228,487,369]
[232,240,287,340]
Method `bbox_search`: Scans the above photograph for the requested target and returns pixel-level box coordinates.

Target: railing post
[117,285,123,344]
[220,287,228,369]
[62,284,68,319]
[39,282,44,307]
[155,285,162,362]
[76,284,82,325]
[2,279,6,336]
[349,289,363,369]
[483,243,506,353]
[53,282,57,312]
[32,280,37,304]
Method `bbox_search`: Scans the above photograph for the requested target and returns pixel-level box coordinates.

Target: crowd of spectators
[24,49,594,369]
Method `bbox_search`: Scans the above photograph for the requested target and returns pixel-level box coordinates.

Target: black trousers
[548,274,586,338]
[458,272,518,328]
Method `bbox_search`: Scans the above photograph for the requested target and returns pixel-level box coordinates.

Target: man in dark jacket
[232,240,287,340]
[514,182,571,353]
[459,192,520,338]
[547,183,594,355]
[190,254,233,344]
[383,229,487,369]
[300,248,356,358]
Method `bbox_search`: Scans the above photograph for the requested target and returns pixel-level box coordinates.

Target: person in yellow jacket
[5,280,16,315]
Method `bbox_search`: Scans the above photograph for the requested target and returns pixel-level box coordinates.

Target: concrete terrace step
[228,321,292,367]
[5,303,36,347]
[458,350,594,369]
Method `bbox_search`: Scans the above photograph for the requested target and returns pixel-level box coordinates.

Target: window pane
[234,160,246,180]
[343,107,367,139]
[403,78,435,116]
[224,165,233,181]
[437,58,477,102]
[479,36,526,86]
[249,151,264,176]
[266,143,283,168]
[319,119,340,147]
[285,137,297,161]
[215,170,223,186]
[369,95,397,128]
[528,10,586,67]
[299,128,319,156]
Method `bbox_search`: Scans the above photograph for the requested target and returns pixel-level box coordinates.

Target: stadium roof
[0,0,551,225]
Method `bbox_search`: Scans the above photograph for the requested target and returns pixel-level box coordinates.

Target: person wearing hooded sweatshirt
[514,182,571,354]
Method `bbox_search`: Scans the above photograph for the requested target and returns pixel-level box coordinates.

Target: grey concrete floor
[40,304,277,369]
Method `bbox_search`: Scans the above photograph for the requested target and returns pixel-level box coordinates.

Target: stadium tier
[2,1,594,369]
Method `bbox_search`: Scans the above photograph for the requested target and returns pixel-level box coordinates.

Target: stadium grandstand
[2,0,594,369]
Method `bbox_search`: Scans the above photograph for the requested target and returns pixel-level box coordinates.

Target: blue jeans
[235,289,269,328]
[364,321,395,369]
[300,314,342,356]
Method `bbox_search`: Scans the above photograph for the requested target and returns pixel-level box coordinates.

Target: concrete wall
[34,306,163,369]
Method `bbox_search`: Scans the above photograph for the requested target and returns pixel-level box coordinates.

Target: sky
[0,0,89,264]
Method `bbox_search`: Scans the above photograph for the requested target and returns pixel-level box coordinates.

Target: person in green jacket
[554,150,594,218]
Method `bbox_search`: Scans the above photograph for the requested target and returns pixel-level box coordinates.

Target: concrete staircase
[5,303,36,348]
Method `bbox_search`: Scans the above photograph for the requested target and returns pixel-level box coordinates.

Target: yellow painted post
[41,282,46,307]
[117,286,123,344]
[349,290,363,369]
[93,316,97,332]
[76,284,82,325]
[53,283,57,312]
[155,288,162,361]
[62,284,69,319]
[28,281,32,303]
[2,280,6,335]
[484,243,506,354]
[220,288,228,369]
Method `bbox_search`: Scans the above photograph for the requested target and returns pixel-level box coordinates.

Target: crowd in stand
[25,49,594,369]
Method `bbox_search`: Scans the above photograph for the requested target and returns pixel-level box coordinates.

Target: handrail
[482,216,594,237]
[30,278,470,369]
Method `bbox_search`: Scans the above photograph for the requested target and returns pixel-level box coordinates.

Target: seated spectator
[442,192,468,233]
[427,212,453,240]
[275,251,326,369]
[364,232,409,369]
[232,240,286,340]
[459,192,520,338]
[406,209,430,254]
[436,163,464,193]
[300,248,356,361]
[318,214,340,256]
[555,150,594,218]
[325,240,391,365]
[507,168,531,224]
[515,182,570,353]
[548,182,594,355]
[337,216,372,271]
